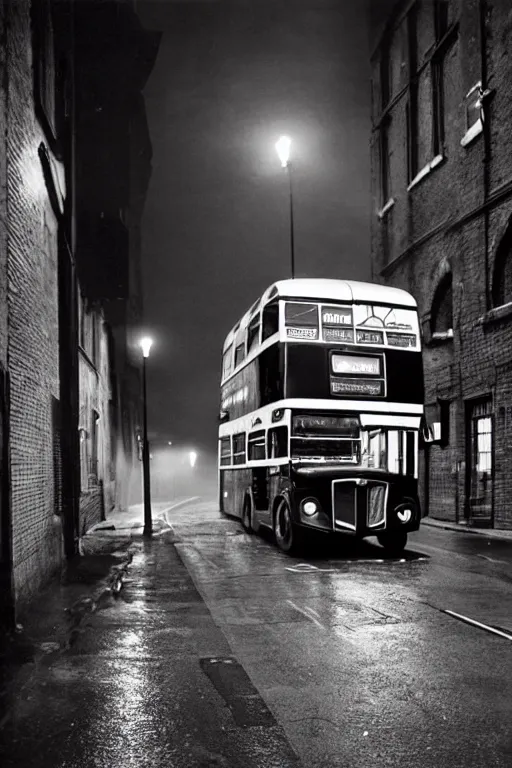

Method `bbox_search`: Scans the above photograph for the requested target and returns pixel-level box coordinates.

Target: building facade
[0,0,159,627]
[369,0,512,528]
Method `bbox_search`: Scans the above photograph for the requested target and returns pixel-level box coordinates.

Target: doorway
[466,397,493,526]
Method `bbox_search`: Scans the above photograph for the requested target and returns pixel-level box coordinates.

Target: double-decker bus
[218,278,424,555]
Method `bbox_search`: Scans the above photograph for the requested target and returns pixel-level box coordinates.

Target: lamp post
[275,135,295,279]
[139,336,153,536]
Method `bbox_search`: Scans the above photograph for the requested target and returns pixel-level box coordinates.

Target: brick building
[0,0,159,627]
[369,0,512,528]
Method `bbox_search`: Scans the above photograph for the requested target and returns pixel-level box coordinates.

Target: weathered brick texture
[370,0,512,528]
[5,0,63,601]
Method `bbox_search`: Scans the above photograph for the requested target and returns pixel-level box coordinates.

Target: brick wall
[370,0,512,528]
[6,0,64,601]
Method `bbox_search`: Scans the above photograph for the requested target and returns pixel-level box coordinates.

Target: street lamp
[139,336,153,536]
[275,135,295,279]
[189,450,197,468]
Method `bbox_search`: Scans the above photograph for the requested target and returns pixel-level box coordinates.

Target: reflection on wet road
[2,497,512,768]
[170,499,512,768]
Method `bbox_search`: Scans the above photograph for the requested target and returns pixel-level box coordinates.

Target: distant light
[189,451,197,468]
[139,337,153,358]
[168,441,173,446]
[276,135,291,168]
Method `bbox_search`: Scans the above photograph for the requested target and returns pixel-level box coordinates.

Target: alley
[1,499,512,767]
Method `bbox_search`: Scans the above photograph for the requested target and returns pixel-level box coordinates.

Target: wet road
[1,497,512,767]
[169,498,512,767]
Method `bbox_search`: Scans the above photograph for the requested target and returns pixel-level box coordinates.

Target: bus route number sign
[330,378,384,397]
[286,327,319,340]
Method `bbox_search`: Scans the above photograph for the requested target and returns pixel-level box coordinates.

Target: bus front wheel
[377,531,407,556]
[273,499,300,555]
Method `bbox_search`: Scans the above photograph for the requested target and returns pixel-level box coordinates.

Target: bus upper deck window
[247,313,261,352]
[285,302,319,340]
[262,302,279,341]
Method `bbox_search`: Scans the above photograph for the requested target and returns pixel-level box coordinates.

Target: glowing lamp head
[139,337,153,358]
[302,500,318,517]
[276,135,291,168]
[189,450,197,468]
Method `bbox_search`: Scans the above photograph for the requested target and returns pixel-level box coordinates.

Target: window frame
[268,426,289,459]
[247,312,261,354]
[232,432,246,465]
[248,429,266,461]
[219,436,232,466]
[430,273,453,337]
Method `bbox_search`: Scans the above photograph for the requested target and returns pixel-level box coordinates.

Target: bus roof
[222,278,417,352]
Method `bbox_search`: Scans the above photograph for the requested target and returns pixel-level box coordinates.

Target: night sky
[138,0,371,458]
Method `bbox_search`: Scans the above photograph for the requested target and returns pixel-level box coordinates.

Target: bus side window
[232,433,246,464]
[222,345,233,380]
[247,313,261,353]
[268,426,288,458]
[220,436,231,466]
[248,429,266,460]
[234,343,245,368]
[262,302,279,342]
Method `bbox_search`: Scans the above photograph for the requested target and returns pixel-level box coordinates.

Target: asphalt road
[2,496,512,767]
[168,497,512,767]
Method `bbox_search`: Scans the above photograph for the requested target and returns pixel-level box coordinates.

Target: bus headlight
[302,499,318,516]
[397,508,412,524]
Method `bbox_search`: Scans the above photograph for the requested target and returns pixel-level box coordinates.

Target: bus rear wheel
[241,496,254,534]
[273,499,300,555]
[377,531,407,556]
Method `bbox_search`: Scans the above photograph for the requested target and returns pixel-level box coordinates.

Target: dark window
[222,345,233,380]
[232,433,246,464]
[285,302,318,326]
[32,0,57,140]
[439,399,450,447]
[268,427,288,459]
[432,57,445,157]
[247,313,260,353]
[434,0,450,40]
[380,44,390,108]
[248,430,266,461]
[431,275,453,335]
[492,225,512,308]
[219,436,231,466]
[262,302,279,341]
[406,95,418,183]
[380,118,391,205]
[234,343,245,367]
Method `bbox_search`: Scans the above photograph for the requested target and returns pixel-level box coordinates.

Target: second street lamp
[139,336,153,537]
[275,135,295,279]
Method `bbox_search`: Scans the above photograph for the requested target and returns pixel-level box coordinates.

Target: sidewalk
[422,516,512,542]
[0,508,301,768]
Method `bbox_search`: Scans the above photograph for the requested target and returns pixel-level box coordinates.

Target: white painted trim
[359,414,421,429]
[377,197,395,219]
[407,154,444,192]
[461,118,483,147]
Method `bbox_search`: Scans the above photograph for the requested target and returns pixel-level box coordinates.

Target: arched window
[431,274,453,336]
[492,225,512,308]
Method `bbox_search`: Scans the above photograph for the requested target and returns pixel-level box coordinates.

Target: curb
[0,545,136,733]
[421,517,512,542]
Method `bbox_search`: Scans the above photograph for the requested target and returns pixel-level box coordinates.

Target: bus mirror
[219,410,229,423]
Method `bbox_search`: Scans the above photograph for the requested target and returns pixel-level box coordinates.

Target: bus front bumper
[294,476,420,538]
